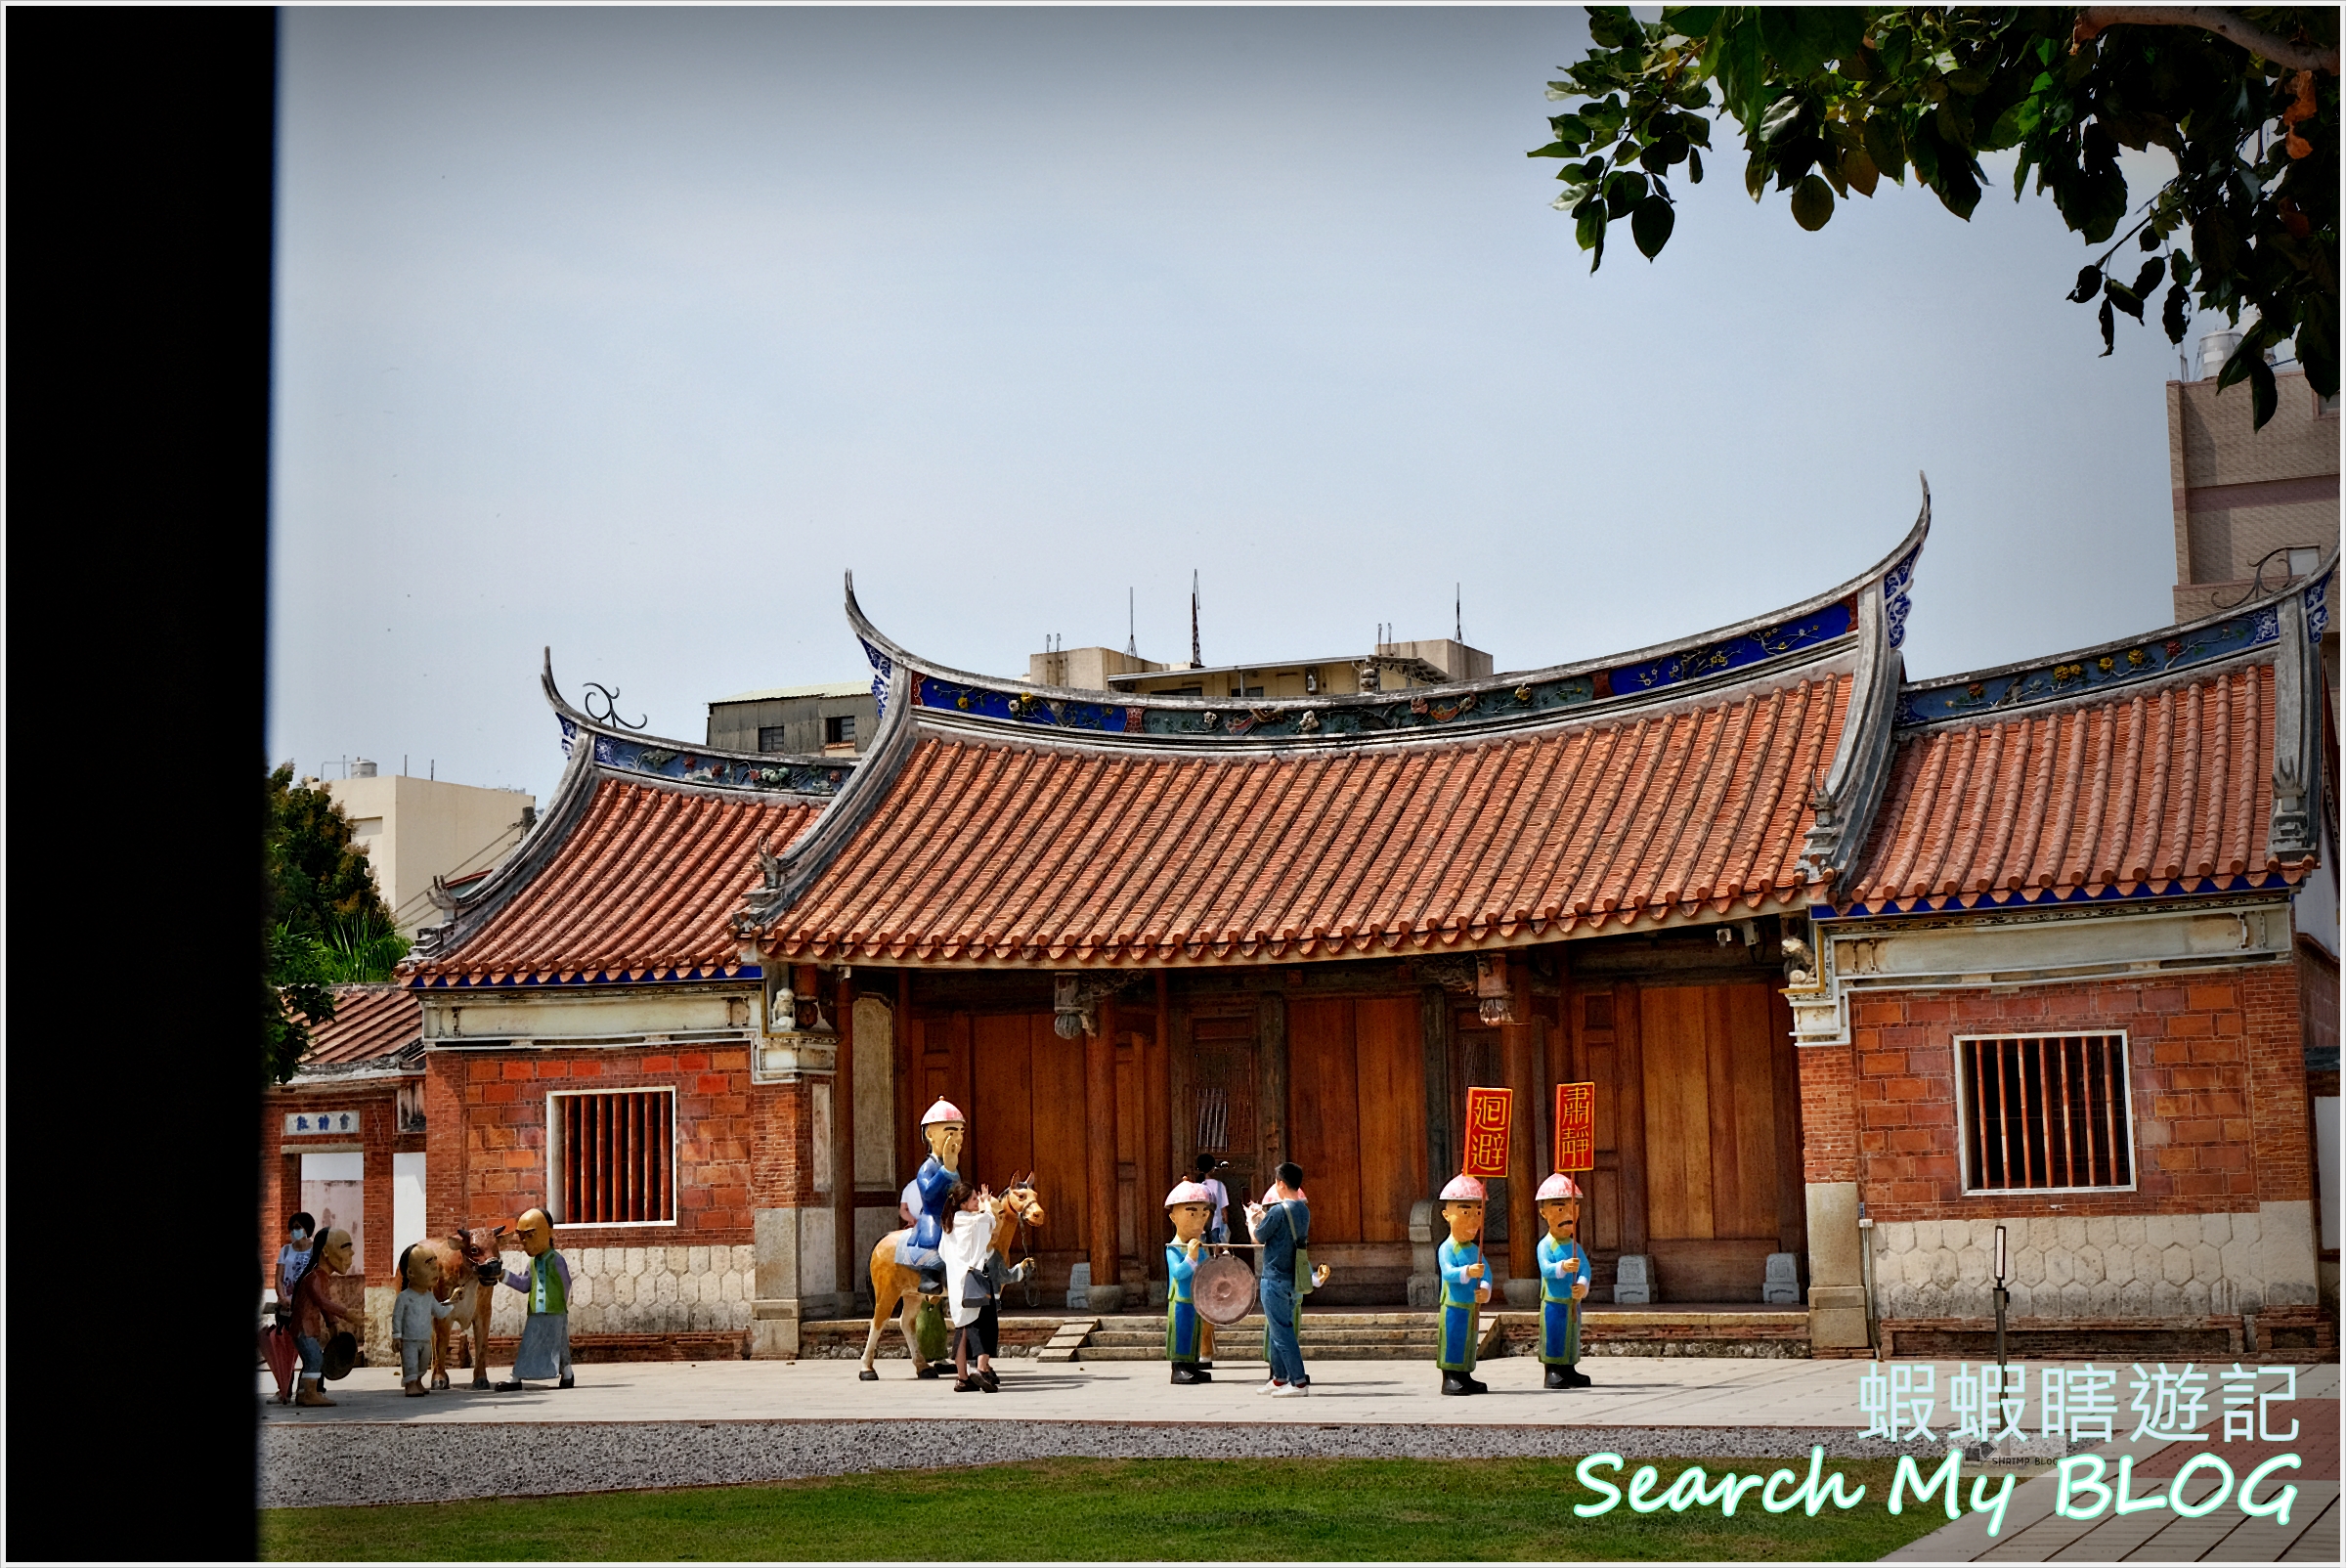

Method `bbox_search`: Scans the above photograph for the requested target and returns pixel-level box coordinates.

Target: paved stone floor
[1888,1375,2339,1564]
[261,1355,2340,1564]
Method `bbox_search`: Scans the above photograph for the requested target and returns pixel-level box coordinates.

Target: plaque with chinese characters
[283,1110,361,1137]
[1554,1081,1595,1171]
[1462,1085,1511,1179]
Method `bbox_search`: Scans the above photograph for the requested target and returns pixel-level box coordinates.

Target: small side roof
[295,984,422,1072]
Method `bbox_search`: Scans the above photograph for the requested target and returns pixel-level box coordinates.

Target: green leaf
[1604,169,1649,217]
[1841,145,1880,197]
[1790,173,1836,231]
[2162,280,2192,344]
[2248,356,2278,428]
[1630,195,1676,258]
[1576,201,1608,255]
[2129,256,2165,296]
[1759,93,1806,144]
[1688,147,1704,184]
[1946,66,1990,96]
[2066,265,2103,304]
[2106,281,2145,323]
[1863,113,1906,184]
[1664,6,1722,36]
[2099,296,2116,356]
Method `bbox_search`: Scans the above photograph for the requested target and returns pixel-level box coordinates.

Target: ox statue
[409,1225,507,1390]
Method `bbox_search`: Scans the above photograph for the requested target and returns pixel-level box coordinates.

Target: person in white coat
[939,1180,1000,1392]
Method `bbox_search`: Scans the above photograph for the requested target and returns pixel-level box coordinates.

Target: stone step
[1087,1326,1439,1347]
[1031,1317,1098,1365]
[1081,1344,1445,1363]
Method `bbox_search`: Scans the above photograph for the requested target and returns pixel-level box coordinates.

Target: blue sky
[270,6,2212,804]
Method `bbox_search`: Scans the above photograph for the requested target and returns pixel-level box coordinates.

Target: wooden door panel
[1029,1017,1090,1255]
[1640,987,1715,1241]
[970,1012,1034,1192]
[1354,995,1426,1242]
[1286,997,1363,1241]
[1587,1166,1622,1252]
[1190,1006,1261,1204]
[1724,984,1783,1241]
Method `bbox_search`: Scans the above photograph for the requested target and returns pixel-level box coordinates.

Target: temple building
[351,490,2335,1362]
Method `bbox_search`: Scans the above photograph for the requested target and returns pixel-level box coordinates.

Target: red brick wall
[2299,937,2338,1067]
[425,1044,789,1248]
[1847,962,2303,1224]
[1799,1041,1859,1184]
[258,1081,419,1288]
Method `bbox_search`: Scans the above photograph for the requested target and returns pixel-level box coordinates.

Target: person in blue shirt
[1536,1171,1594,1390]
[1244,1161,1312,1397]
[1436,1174,1493,1396]
[1163,1180,1216,1384]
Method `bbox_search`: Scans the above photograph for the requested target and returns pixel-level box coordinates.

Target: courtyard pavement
[260,1355,2339,1563]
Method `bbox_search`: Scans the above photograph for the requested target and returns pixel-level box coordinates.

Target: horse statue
[408,1224,507,1390]
[859,1174,1043,1380]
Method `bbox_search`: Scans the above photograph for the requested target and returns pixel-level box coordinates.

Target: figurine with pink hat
[1536,1172,1593,1389]
[891,1097,968,1301]
[1435,1173,1493,1395]
[1162,1180,1217,1383]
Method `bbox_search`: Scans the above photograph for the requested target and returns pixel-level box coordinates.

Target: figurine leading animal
[408,1225,507,1390]
[861,1174,1042,1379]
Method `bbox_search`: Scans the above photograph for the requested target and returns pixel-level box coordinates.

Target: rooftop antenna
[1126,588,1138,658]
[1191,571,1201,668]
[1455,584,1462,643]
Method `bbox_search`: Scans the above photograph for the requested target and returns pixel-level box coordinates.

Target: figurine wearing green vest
[496,1207,574,1391]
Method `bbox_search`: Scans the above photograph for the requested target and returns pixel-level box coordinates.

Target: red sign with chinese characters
[1462,1085,1512,1179]
[1554,1081,1596,1172]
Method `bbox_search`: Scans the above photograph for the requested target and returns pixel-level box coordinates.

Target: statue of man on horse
[859,1098,1045,1379]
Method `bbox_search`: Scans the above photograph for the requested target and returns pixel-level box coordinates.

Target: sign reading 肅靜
[1554,1081,1595,1171]
[1462,1086,1511,1179]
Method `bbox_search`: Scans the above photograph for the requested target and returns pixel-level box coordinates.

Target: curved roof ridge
[838,486,1928,754]
[1896,549,2335,730]
[408,652,845,970]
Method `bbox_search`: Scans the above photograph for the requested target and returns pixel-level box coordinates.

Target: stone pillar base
[1502,1278,1541,1308]
[750,1298,801,1359]
[1085,1283,1127,1314]
[1807,1285,1869,1350]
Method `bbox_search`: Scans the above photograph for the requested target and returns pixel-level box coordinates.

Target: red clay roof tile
[297,983,420,1067]
[760,671,1851,966]
[1840,664,2303,911]
[411,778,822,984]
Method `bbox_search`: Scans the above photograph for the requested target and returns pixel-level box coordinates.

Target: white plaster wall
[487,1245,758,1336]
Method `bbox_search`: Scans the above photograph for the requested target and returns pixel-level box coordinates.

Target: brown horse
[409,1225,506,1390]
[859,1175,1043,1379]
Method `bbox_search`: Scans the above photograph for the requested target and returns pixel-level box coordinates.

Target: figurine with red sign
[1536,1172,1593,1389]
[1436,1173,1493,1395]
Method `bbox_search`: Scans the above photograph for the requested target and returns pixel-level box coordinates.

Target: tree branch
[2074,8,2341,74]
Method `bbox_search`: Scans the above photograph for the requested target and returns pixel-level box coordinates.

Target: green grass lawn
[261,1456,1959,1561]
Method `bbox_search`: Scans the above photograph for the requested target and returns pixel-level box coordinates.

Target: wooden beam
[1502,1008,1539,1287]
[1149,972,1172,1275]
[1085,994,1119,1299]
[1258,990,1288,1177]
[833,970,856,1309]
[1419,984,1452,1188]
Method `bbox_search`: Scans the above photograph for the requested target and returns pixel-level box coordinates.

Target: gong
[1194,1253,1257,1326]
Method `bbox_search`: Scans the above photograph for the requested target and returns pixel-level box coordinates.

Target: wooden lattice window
[1956,1033,2135,1194]
[549,1089,676,1225]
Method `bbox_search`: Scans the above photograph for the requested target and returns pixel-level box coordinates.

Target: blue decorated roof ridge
[837,490,1929,741]
[1892,546,2336,731]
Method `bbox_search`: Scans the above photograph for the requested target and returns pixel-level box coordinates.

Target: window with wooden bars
[548,1089,676,1226]
[1956,1033,2135,1194]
